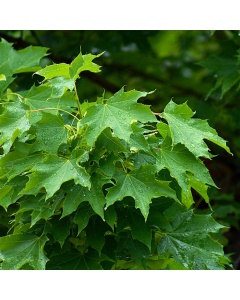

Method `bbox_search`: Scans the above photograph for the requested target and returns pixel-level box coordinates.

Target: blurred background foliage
[0,30,239,268]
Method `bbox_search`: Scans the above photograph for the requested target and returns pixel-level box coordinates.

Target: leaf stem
[74,84,82,119]
[30,107,80,122]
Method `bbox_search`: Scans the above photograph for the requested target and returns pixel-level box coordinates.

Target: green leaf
[10,46,48,73]
[21,150,91,199]
[17,192,64,226]
[187,174,210,206]
[96,127,128,153]
[44,77,75,98]
[21,85,75,111]
[74,202,95,235]
[106,165,177,220]
[117,207,152,250]
[69,52,102,80]
[0,234,48,270]
[36,52,101,81]
[86,217,107,254]
[31,112,68,154]
[104,205,117,230]
[0,101,31,154]
[81,87,157,147]
[0,143,44,181]
[161,100,232,158]
[157,210,227,270]
[0,176,28,210]
[0,38,48,75]
[198,55,240,97]
[0,74,6,81]
[50,217,71,247]
[36,63,70,80]
[46,248,104,270]
[62,173,108,219]
[153,137,216,208]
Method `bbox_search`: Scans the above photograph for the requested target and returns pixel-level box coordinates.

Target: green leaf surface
[17,192,64,226]
[117,207,152,250]
[0,101,30,154]
[0,234,48,270]
[44,77,75,98]
[21,85,76,112]
[106,165,177,220]
[0,74,6,81]
[74,203,95,235]
[46,249,103,270]
[96,127,128,153]
[153,136,216,208]
[81,87,156,147]
[22,151,91,199]
[161,100,232,158]
[0,143,44,181]
[62,173,108,219]
[36,52,101,81]
[50,217,71,247]
[0,176,28,210]
[198,55,240,97]
[104,205,117,230]
[31,112,68,154]
[36,63,70,79]
[0,38,48,75]
[157,210,227,270]
[69,52,102,80]
[86,218,107,254]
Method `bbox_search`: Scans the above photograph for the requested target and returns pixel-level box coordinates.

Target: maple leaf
[46,248,105,270]
[36,52,102,80]
[106,165,178,220]
[62,173,109,220]
[31,112,68,154]
[21,85,77,112]
[0,142,44,181]
[198,55,240,98]
[117,207,152,250]
[21,149,91,199]
[0,177,28,210]
[74,202,95,235]
[161,100,232,158]
[17,192,64,227]
[0,101,31,154]
[81,87,157,147]
[157,210,228,270]
[153,136,216,208]
[0,38,48,75]
[0,234,48,270]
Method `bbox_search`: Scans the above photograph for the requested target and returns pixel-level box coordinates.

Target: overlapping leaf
[36,52,102,80]
[153,136,216,208]
[21,85,77,112]
[0,234,48,270]
[0,177,28,210]
[0,142,44,181]
[46,249,104,270]
[81,88,157,147]
[198,55,240,98]
[21,149,91,199]
[157,210,228,270]
[0,38,48,75]
[0,101,31,154]
[31,112,68,154]
[106,165,177,220]
[62,173,109,219]
[161,100,232,158]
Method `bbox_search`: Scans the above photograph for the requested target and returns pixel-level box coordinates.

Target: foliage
[0,38,232,270]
